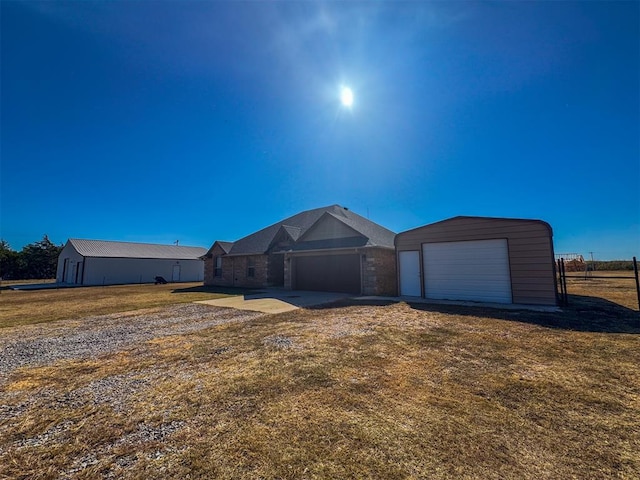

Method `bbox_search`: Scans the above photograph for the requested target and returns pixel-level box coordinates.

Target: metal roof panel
[68,239,207,259]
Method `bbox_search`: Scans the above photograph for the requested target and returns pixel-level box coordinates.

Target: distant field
[0,282,238,329]
[564,271,639,311]
[565,270,637,278]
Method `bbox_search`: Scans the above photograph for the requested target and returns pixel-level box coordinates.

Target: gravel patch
[262,334,296,349]
[14,420,74,449]
[0,303,263,383]
[62,421,186,478]
[117,420,185,445]
[71,371,156,413]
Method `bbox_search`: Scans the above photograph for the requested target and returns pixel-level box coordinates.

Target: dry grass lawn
[565,270,639,311]
[0,283,239,329]
[1,277,638,479]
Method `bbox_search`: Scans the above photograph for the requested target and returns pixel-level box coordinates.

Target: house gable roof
[226,205,396,255]
[324,211,396,248]
[297,212,364,243]
[281,225,301,241]
[215,241,234,254]
[266,225,302,253]
[68,239,207,260]
[203,240,234,258]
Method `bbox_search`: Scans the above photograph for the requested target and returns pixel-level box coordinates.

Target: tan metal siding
[396,217,556,305]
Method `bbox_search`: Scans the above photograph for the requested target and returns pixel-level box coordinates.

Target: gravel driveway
[0,303,263,384]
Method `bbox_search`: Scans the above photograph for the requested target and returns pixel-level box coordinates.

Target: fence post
[563,258,568,306]
[557,259,564,305]
[633,256,639,312]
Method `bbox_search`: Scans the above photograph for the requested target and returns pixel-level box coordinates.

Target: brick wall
[284,253,292,290]
[206,252,271,288]
[361,248,397,296]
[230,255,269,288]
[204,244,231,286]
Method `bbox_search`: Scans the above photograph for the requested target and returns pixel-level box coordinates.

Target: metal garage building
[56,239,207,286]
[395,217,557,306]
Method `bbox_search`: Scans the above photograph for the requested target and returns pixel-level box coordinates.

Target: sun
[340,86,354,108]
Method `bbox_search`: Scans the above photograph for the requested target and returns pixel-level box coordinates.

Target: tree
[19,235,63,279]
[0,240,21,280]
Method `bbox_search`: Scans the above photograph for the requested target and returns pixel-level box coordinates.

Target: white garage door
[422,239,512,304]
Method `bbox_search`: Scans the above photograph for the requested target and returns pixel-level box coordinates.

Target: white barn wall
[82,257,204,286]
[56,243,85,283]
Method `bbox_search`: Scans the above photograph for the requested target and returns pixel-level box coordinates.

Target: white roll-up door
[422,239,512,303]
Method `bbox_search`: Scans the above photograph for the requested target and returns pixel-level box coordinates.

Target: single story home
[56,239,207,286]
[395,216,558,306]
[203,204,397,295]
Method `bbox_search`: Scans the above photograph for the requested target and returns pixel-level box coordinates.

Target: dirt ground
[0,278,638,479]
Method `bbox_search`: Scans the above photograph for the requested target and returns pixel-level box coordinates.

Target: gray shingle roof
[216,241,234,254]
[68,239,207,260]
[290,236,369,251]
[226,205,395,255]
[281,225,301,241]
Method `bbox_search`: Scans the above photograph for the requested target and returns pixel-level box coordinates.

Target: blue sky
[1,1,638,259]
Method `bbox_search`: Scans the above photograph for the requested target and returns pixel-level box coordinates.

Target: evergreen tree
[18,235,63,279]
[0,240,21,279]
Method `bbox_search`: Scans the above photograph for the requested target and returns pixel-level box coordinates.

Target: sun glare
[340,86,354,108]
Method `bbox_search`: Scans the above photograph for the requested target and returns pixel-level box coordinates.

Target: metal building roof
[68,239,207,260]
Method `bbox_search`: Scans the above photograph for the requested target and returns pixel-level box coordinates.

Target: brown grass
[0,283,236,328]
[1,278,638,479]
[0,279,57,286]
[565,270,640,311]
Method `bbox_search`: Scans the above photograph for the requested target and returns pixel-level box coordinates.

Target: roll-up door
[422,239,512,303]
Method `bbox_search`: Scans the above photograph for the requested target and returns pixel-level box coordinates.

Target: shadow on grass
[171,285,263,296]
[314,296,639,334]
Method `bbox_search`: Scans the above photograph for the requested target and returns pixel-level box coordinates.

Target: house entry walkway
[195,289,352,314]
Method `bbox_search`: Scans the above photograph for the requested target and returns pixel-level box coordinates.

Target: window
[247,257,255,278]
[214,256,222,277]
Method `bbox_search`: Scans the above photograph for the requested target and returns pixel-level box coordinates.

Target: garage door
[294,254,361,294]
[422,239,512,303]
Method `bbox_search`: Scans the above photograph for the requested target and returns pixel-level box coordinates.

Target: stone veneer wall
[361,248,397,296]
[284,254,293,290]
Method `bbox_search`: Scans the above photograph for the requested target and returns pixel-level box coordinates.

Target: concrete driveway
[195,289,352,314]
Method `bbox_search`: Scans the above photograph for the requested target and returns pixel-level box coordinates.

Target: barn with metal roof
[56,239,207,286]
